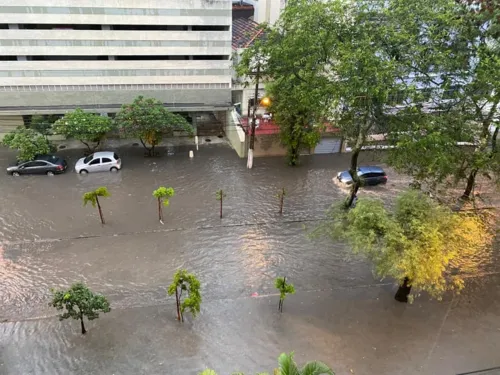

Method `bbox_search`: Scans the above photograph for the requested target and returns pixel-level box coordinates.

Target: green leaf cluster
[53,109,115,152]
[274,277,295,301]
[2,126,52,161]
[167,269,202,319]
[114,96,193,154]
[327,190,493,300]
[29,114,60,136]
[83,187,110,207]
[201,352,334,375]
[50,282,110,322]
[383,0,500,194]
[153,186,175,206]
[216,189,226,201]
[238,0,401,166]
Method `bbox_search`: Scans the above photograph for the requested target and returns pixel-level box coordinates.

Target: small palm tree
[83,186,110,224]
[152,186,175,223]
[199,352,334,375]
[277,352,333,375]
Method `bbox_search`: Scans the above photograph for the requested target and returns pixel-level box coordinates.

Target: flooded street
[0,144,499,375]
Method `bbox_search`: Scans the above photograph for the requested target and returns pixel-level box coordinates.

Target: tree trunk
[462,169,478,200]
[139,138,153,157]
[346,146,362,208]
[81,140,93,153]
[96,196,105,225]
[278,298,283,313]
[80,316,86,334]
[158,197,163,222]
[394,277,412,303]
[288,140,300,166]
[220,196,223,219]
[279,191,284,215]
[175,287,181,321]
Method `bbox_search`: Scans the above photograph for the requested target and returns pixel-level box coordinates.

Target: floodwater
[0,144,498,375]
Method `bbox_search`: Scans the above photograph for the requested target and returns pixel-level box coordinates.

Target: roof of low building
[232,17,264,49]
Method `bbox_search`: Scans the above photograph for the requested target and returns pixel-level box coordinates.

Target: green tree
[114,96,193,157]
[266,77,322,166]
[152,186,175,223]
[50,282,110,334]
[275,276,295,313]
[83,187,110,225]
[216,189,226,219]
[325,190,493,303]
[167,269,201,322]
[384,0,500,199]
[238,0,404,199]
[29,114,61,138]
[53,109,114,153]
[2,126,52,161]
[201,352,334,375]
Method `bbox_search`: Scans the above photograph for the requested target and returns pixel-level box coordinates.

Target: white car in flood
[75,151,122,174]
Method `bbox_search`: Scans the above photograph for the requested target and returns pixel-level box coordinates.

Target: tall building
[236,0,286,24]
[0,0,232,133]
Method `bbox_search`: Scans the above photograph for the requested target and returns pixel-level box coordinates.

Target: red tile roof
[232,18,264,49]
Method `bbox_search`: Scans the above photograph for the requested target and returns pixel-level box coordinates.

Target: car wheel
[79,169,88,174]
[12,171,20,177]
[46,171,55,176]
[110,167,118,172]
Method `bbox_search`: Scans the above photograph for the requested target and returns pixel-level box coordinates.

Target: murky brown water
[0,144,498,375]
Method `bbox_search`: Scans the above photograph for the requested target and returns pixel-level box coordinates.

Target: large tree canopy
[240,0,499,202]
[385,0,500,199]
[53,109,115,153]
[115,96,193,156]
[325,190,493,302]
[2,127,52,161]
[238,0,405,202]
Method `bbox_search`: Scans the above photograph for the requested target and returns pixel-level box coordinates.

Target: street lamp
[260,97,271,107]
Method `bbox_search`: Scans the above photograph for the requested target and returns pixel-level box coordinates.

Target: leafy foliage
[275,276,295,313]
[50,282,110,334]
[53,109,114,152]
[215,189,226,201]
[238,0,401,186]
[383,0,500,197]
[29,114,60,137]
[275,277,295,302]
[2,126,52,161]
[114,96,193,156]
[82,187,110,207]
[326,190,493,300]
[153,186,175,206]
[201,352,334,375]
[167,269,202,321]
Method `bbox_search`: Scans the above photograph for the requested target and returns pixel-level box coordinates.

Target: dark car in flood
[337,166,388,186]
[7,155,68,176]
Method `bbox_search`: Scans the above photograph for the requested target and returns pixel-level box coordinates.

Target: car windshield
[83,154,94,164]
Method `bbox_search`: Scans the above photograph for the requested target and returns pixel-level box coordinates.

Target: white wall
[242,0,286,24]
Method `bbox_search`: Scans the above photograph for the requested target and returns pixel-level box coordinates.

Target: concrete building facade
[0,0,232,131]
[236,0,286,24]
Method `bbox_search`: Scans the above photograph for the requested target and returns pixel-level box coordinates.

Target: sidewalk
[50,135,226,152]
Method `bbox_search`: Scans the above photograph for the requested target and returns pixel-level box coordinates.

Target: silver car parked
[75,151,122,174]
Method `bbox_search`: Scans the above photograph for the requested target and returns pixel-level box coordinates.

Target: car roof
[35,154,58,161]
[358,166,385,174]
[92,151,116,157]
